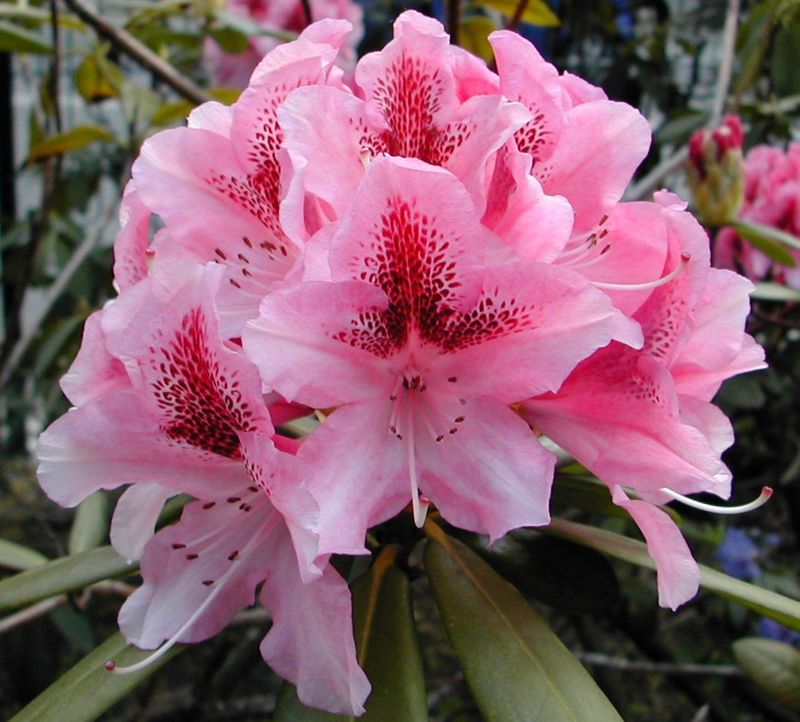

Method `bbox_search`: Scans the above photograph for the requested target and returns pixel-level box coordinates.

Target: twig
[0,595,66,633]
[506,0,531,32]
[576,651,744,677]
[447,0,461,47]
[0,200,118,390]
[60,0,210,105]
[709,0,741,127]
[626,0,741,201]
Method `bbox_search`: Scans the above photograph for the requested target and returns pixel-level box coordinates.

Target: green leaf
[730,220,800,267]
[482,0,560,26]
[213,9,297,41]
[733,638,800,711]
[151,100,194,127]
[0,539,48,572]
[0,20,51,53]
[0,546,135,614]
[10,632,182,722]
[655,111,707,145]
[545,518,800,632]
[771,23,800,96]
[751,282,800,302]
[68,492,110,555]
[424,525,623,722]
[208,24,250,54]
[75,51,124,103]
[29,126,115,163]
[459,15,497,63]
[275,545,428,721]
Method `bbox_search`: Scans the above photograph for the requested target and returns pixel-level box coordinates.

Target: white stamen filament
[660,486,772,515]
[566,246,611,271]
[592,253,690,292]
[107,573,229,675]
[405,403,428,528]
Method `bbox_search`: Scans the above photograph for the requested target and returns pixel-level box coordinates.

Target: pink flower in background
[715,142,800,288]
[206,0,363,88]
[37,264,369,715]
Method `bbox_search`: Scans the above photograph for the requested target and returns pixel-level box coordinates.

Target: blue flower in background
[716,528,762,581]
[758,618,800,645]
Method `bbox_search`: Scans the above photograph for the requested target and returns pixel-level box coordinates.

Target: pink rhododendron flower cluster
[716,142,800,288]
[37,11,764,715]
[205,0,363,87]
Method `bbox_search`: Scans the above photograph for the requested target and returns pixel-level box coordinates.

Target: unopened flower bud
[686,115,745,226]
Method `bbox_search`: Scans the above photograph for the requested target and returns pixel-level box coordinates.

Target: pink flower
[523,192,766,609]
[715,142,800,288]
[37,263,369,715]
[243,156,641,555]
[205,0,363,88]
[129,20,355,337]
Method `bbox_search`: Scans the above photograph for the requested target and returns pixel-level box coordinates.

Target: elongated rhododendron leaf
[275,545,427,722]
[733,638,800,711]
[546,518,800,631]
[0,540,48,572]
[10,633,182,722]
[424,523,623,722]
[0,546,135,614]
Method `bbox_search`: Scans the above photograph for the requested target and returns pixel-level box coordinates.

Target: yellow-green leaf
[482,0,560,27]
[29,126,115,163]
[0,20,51,54]
[0,546,135,613]
[0,539,48,572]
[424,525,622,722]
[68,491,109,555]
[459,15,497,63]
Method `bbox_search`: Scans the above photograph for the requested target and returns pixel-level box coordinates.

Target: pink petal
[259,531,370,715]
[415,396,554,541]
[536,100,651,233]
[113,181,151,292]
[296,402,409,556]
[110,483,175,562]
[243,280,394,409]
[119,492,280,647]
[611,486,700,610]
[523,348,731,499]
[430,261,642,403]
[37,390,250,506]
[481,146,573,262]
[671,268,764,400]
[59,311,128,406]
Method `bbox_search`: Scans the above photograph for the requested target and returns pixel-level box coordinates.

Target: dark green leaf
[734,638,800,711]
[771,23,800,96]
[151,100,194,127]
[476,533,620,613]
[0,20,51,53]
[0,546,135,614]
[10,633,182,722]
[425,527,623,722]
[29,126,115,163]
[655,111,707,145]
[275,545,428,721]
[545,518,800,631]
